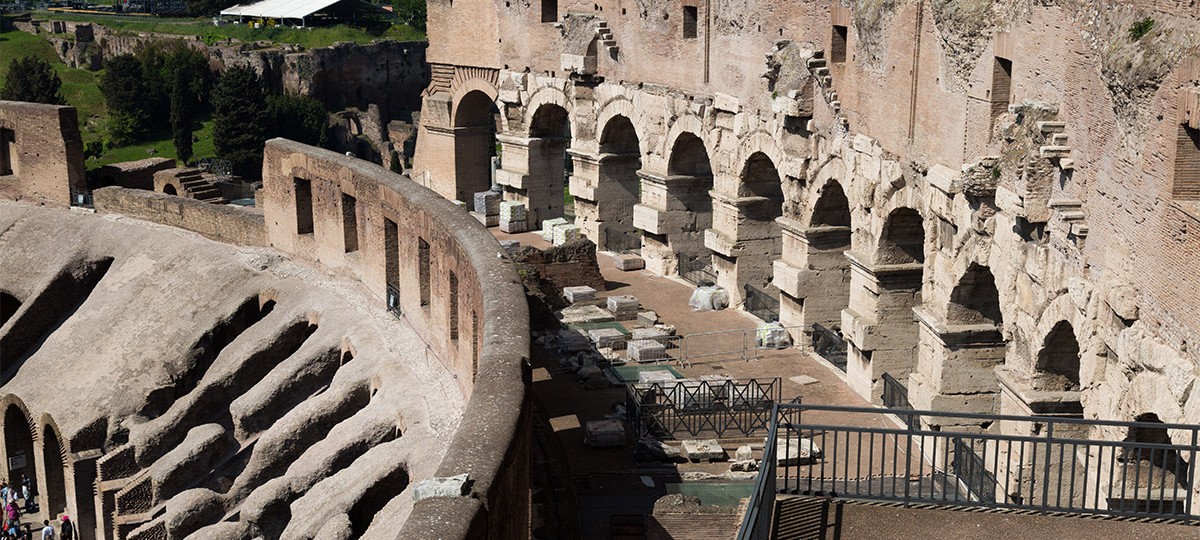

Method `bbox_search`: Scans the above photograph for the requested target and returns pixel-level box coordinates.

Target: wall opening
[163,184,177,196]
[665,132,715,275]
[990,56,1013,122]
[0,128,14,176]
[541,0,557,22]
[1035,321,1081,391]
[739,152,784,290]
[418,237,430,308]
[348,465,410,537]
[810,181,851,228]
[384,218,400,288]
[1119,413,1192,496]
[878,207,925,264]
[527,103,572,225]
[596,115,642,251]
[948,263,1002,326]
[42,423,67,517]
[3,406,34,492]
[449,271,459,341]
[682,6,698,39]
[341,193,359,253]
[831,25,848,64]
[471,310,479,376]
[294,178,314,235]
[1172,124,1200,200]
[0,291,20,328]
[453,91,499,202]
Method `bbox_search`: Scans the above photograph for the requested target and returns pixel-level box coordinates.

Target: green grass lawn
[39,12,425,48]
[0,30,108,141]
[90,119,215,168]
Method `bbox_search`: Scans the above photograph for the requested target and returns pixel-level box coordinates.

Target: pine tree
[1,56,65,105]
[171,69,193,165]
[267,93,328,148]
[212,66,269,177]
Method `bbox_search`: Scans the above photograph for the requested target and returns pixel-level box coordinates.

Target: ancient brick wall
[92,187,267,246]
[0,101,86,207]
[259,139,531,540]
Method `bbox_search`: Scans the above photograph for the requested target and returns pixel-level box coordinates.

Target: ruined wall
[417,0,1200,440]
[259,139,531,540]
[0,101,86,207]
[92,187,267,246]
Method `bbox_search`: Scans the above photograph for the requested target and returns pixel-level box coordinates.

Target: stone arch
[586,114,642,250]
[451,90,498,203]
[1118,413,1192,498]
[877,207,925,264]
[39,416,68,517]
[162,184,177,196]
[810,179,852,228]
[596,96,640,152]
[663,114,714,171]
[522,86,571,137]
[1,397,36,490]
[948,263,1002,326]
[1035,320,1081,391]
[501,101,572,226]
[667,132,714,177]
[645,130,716,279]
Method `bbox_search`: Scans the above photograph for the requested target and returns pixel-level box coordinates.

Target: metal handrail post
[1187,428,1198,523]
[1041,422,1054,513]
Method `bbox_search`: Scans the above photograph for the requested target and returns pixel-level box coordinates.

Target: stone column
[495,134,568,228]
[907,306,1005,424]
[842,251,924,403]
[992,367,1086,507]
[410,92,458,201]
[774,218,851,340]
[569,150,641,251]
[633,171,713,276]
[705,193,783,304]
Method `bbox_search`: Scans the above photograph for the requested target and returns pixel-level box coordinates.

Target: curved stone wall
[259,139,531,539]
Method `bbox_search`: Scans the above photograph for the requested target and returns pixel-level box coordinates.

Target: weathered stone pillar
[907,307,1005,423]
[841,251,923,403]
[705,194,783,303]
[992,367,1085,507]
[410,92,458,200]
[774,218,851,339]
[569,149,641,251]
[495,134,568,227]
[633,170,713,276]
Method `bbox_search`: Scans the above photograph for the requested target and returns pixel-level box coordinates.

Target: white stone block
[563,286,597,303]
[629,340,668,362]
[585,419,626,448]
[681,439,727,462]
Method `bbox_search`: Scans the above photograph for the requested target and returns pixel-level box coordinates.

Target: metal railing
[744,403,1200,530]
[70,188,93,208]
[743,284,781,322]
[385,284,402,318]
[627,378,782,439]
[881,372,919,430]
[736,403,780,540]
[678,252,717,286]
[810,323,847,372]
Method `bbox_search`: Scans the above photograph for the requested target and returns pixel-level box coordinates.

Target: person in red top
[57,516,72,540]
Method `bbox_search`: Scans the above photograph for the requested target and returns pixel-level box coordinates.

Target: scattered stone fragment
[775,437,822,466]
[681,439,727,462]
[613,253,645,271]
[563,285,597,303]
[636,437,681,461]
[637,311,659,326]
[585,419,626,447]
[730,459,759,472]
[411,474,471,501]
[735,445,754,461]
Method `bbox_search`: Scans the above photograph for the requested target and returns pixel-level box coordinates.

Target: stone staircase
[1048,197,1088,238]
[805,54,849,128]
[1038,121,1073,169]
[595,20,618,57]
[177,169,227,204]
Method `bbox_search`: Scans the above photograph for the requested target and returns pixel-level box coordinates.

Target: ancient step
[806,57,826,68]
[1051,133,1069,145]
[1040,145,1071,159]
[602,39,617,47]
[1048,198,1082,209]
[1038,121,1066,134]
[1070,223,1089,237]
[1057,209,1085,221]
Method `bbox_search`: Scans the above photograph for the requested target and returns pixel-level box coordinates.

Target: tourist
[0,483,8,504]
[5,500,18,523]
[19,485,28,514]
[56,517,69,540]
[39,520,52,540]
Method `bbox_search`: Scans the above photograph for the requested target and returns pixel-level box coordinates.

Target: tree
[212,66,269,177]
[171,71,194,164]
[0,56,65,105]
[392,0,427,31]
[100,54,148,144]
[164,44,213,164]
[267,93,328,148]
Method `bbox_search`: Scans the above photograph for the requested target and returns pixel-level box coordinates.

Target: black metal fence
[881,372,919,430]
[70,188,93,208]
[736,403,780,540]
[810,323,847,372]
[739,403,1200,535]
[627,378,782,439]
[678,253,717,286]
[385,284,402,318]
[743,284,780,322]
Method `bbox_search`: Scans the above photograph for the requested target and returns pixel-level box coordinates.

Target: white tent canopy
[220,0,386,21]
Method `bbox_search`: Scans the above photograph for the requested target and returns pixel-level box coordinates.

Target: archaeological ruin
[2,0,1200,539]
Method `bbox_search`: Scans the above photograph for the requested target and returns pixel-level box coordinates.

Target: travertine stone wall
[92,187,268,247]
[0,101,86,206]
[415,0,1200,444]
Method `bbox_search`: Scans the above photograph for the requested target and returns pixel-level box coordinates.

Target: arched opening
[734,152,784,314]
[1035,321,1080,391]
[3,406,35,495]
[1115,413,1192,513]
[0,291,20,328]
[878,208,925,264]
[590,115,641,251]
[453,91,499,203]
[663,132,714,282]
[800,180,852,371]
[41,423,67,517]
[163,184,177,196]
[948,264,1003,326]
[525,103,572,225]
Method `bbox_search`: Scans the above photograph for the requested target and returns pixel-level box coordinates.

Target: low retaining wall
[259,139,531,540]
[92,187,266,246]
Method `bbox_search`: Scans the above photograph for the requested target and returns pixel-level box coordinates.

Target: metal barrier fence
[70,188,93,208]
[810,323,847,372]
[627,378,782,439]
[678,253,717,286]
[743,284,781,322]
[385,284,402,318]
[881,372,919,430]
[749,403,1200,527]
[736,403,780,540]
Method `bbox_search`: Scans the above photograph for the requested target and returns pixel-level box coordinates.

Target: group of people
[0,475,72,540]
